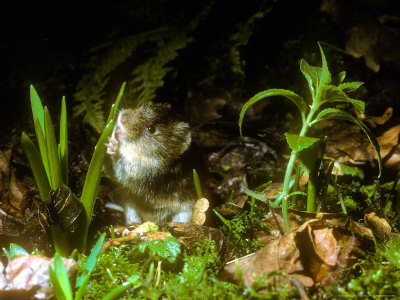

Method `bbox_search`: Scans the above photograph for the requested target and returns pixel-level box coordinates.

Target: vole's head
[114,103,191,171]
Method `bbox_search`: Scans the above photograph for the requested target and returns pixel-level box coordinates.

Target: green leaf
[59,96,68,185]
[49,253,73,300]
[285,133,320,153]
[79,120,114,251]
[239,89,307,136]
[338,71,346,83]
[102,274,141,300]
[138,236,181,263]
[244,189,279,208]
[106,82,126,124]
[318,42,331,88]
[30,85,45,134]
[318,85,365,113]
[35,118,50,180]
[299,58,321,100]
[44,107,62,189]
[2,248,11,261]
[287,191,306,198]
[311,108,381,177]
[296,137,326,174]
[336,163,365,179]
[9,243,29,258]
[21,132,51,202]
[338,81,363,93]
[75,233,106,300]
[193,169,203,198]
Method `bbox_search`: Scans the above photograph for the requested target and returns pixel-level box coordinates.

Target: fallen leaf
[3,255,78,300]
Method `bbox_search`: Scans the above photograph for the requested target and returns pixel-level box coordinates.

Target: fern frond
[127,34,193,106]
[73,28,174,130]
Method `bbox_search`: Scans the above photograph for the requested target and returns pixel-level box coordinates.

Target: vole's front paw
[106,136,119,155]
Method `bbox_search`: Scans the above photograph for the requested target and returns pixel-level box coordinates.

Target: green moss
[81,238,240,299]
[219,201,268,256]
[323,237,400,298]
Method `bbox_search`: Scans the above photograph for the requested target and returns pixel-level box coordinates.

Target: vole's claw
[106,137,119,155]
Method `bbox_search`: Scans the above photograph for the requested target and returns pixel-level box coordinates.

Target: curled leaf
[239,89,307,136]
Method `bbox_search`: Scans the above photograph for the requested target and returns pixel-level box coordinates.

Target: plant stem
[281,106,317,232]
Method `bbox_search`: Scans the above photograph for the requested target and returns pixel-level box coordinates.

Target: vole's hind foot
[106,137,119,155]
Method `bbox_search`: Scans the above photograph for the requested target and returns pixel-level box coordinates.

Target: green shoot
[193,169,203,198]
[239,43,381,232]
[22,82,126,254]
[49,253,73,300]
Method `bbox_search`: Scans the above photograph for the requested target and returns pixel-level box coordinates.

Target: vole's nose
[120,113,128,126]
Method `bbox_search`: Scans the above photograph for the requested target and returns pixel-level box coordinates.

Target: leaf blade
[239,89,307,136]
[59,96,68,185]
[44,107,62,189]
[312,108,381,177]
[21,132,51,202]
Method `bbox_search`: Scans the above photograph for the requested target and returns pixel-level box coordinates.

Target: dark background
[1,0,399,135]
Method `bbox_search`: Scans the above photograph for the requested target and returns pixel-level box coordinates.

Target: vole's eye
[147,124,156,134]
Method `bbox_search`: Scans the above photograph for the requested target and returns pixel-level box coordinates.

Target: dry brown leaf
[9,168,27,209]
[311,227,340,266]
[369,124,400,169]
[220,229,310,288]
[3,255,78,300]
[221,210,376,290]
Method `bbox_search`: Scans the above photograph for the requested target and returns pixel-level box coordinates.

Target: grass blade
[21,132,51,202]
[44,107,62,189]
[59,96,68,185]
[79,120,114,251]
[106,82,126,124]
[193,169,203,198]
[30,85,45,133]
[49,253,73,300]
[101,274,140,300]
[75,233,106,300]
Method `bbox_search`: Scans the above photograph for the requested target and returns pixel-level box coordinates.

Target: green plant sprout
[49,233,106,300]
[21,83,126,254]
[239,43,382,233]
[192,169,203,199]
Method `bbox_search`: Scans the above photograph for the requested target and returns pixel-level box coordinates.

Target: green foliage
[193,169,203,199]
[239,43,382,232]
[217,201,268,256]
[386,236,400,268]
[75,233,106,300]
[324,238,400,297]
[127,33,193,108]
[138,237,181,264]
[82,237,240,299]
[49,253,73,300]
[46,234,106,300]
[22,86,71,255]
[22,84,125,254]
[23,86,65,197]
[2,243,29,260]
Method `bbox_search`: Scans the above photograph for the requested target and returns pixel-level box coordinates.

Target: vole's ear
[176,122,191,155]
